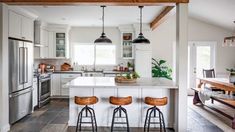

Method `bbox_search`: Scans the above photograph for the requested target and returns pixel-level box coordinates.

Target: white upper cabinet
[39,29,49,58]
[34,20,70,59]
[21,16,34,41]
[41,29,48,46]
[9,11,21,39]
[48,31,55,58]
[118,25,135,59]
[9,10,34,41]
[38,30,55,58]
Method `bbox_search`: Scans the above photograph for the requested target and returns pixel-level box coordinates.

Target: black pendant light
[132,6,150,44]
[94,6,112,44]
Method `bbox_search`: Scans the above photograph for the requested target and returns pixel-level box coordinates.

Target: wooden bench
[191,87,235,129]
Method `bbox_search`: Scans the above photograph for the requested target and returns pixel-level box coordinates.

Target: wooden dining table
[195,77,235,129]
[197,77,235,92]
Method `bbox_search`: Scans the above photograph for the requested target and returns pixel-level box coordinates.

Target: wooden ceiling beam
[150,6,175,30]
[2,0,189,6]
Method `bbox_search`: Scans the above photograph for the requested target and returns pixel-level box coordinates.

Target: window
[73,44,94,65]
[96,45,116,65]
[73,43,116,65]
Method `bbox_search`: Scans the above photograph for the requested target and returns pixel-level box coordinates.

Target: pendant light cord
[139,6,143,34]
[102,6,105,34]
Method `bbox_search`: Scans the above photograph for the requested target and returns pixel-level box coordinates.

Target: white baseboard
[0,124,10,132]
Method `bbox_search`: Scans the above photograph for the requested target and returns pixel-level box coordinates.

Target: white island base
[67,77,178,129]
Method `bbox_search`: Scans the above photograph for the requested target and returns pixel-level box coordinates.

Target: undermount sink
[82,71,104,77]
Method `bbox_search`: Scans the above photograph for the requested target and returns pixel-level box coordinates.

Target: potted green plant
[152,58,172,80]
[127,62,134,71]
[226,68,235,84]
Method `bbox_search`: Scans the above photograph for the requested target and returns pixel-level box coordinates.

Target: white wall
[69,27,133,70]
[0,3,10,132]
[188,17,235,74]
[150,15,235,75]
[150,15,176,68]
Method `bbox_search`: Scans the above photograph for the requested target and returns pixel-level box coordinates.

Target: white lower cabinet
[61,74,81,96]
[51,74,61,96]
[32,78,38,109]
[51,73,81,97]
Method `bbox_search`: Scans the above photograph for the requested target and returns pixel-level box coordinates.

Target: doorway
[188,41,216,94]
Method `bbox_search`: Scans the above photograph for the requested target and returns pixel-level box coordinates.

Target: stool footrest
[149,122,160,124]
[114,116,126,118]
[79,121,95,124]
[112,130,129,131]
[112,122,128,124]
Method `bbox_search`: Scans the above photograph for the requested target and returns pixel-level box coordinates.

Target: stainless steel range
[38,73,51,108]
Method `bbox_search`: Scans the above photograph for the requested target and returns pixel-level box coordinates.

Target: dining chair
[202,69,225,103]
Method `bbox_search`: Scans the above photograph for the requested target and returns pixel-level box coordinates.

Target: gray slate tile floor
[10,99,222,132]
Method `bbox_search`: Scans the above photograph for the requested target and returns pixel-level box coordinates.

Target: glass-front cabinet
[56,33,66,57]
[121,32,134,59]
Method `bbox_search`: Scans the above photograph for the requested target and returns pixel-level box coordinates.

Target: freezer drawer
[9,88,33,124]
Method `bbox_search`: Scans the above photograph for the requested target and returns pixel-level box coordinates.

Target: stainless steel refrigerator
[9,38,34,124]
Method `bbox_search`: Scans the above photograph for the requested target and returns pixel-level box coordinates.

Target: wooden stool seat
[109,96,132,106]
[75,96,98,106]
[145,97,167,106]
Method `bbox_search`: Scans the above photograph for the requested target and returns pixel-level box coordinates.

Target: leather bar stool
[144,97,167,132]
[74,96,98,132]
[109,96,132,132]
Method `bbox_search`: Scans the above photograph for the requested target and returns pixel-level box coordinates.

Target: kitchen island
[67,77,178,128]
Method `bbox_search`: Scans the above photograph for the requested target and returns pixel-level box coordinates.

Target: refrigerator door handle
[24,47,28,83]
[9,88,32,98]
[19,47,24,84]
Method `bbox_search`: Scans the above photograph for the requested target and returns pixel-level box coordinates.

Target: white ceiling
[189,0,235,31]
[19,0,235,30]
[21,6,164,27]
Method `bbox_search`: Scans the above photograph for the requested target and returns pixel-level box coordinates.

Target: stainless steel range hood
[34,20,46,47]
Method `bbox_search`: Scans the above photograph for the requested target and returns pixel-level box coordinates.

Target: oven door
[39,77,51,106]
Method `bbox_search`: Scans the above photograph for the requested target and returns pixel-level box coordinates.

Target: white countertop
[66,77,178,89]
[53,70,83,74]
[103,70,130,74]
